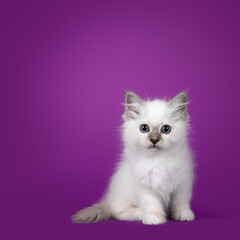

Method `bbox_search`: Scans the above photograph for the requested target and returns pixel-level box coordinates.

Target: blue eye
[140,124,149,133]
[161,125,171,134]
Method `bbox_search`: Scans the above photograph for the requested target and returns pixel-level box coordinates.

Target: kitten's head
[122,90,190,153]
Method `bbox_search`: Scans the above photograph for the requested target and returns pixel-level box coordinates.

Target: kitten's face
[123,91,189,152]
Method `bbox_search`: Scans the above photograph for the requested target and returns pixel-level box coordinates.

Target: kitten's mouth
[148,145,161,150]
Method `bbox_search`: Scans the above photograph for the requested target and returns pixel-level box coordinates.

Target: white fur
[103,92,195,224]
[73,91,195,225]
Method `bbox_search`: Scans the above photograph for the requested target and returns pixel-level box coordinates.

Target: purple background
[1,0,240,239]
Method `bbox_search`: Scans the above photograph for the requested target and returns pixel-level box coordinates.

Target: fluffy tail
[72,202,111,223]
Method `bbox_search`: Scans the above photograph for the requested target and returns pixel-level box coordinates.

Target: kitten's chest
[150,165,177,191]
[136,160,179,193]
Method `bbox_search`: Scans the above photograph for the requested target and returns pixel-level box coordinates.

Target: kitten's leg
[171,180,195,221]
[112,205,143,221]
[137,188,167,225]
[110,198,143,221]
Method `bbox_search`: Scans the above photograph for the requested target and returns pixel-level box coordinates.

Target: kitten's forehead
[143,100,169,125]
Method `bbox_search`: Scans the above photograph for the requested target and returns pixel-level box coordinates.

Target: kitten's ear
[168,91,189,120]
[123,90,144,120]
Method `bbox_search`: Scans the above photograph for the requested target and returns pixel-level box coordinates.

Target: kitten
[72,90,195,225]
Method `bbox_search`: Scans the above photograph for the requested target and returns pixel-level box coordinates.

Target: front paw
[172,209,195,221]
[142,213,167,225]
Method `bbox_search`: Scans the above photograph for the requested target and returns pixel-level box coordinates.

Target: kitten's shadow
[193,211,229,220]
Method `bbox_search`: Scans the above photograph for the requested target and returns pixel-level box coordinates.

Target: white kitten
[72,90,195,224]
